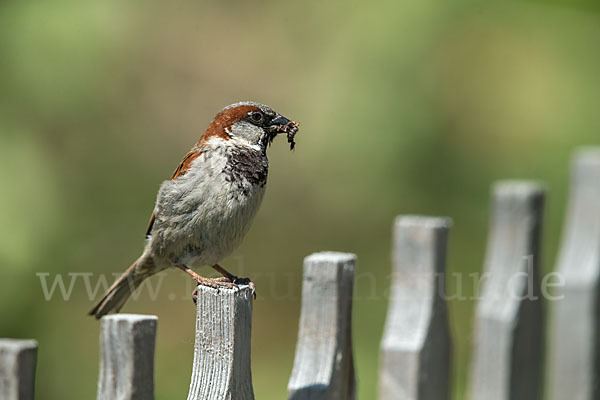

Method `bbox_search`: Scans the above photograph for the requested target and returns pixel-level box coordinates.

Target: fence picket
[378,216,452,400]
[469,181,545,400]
[547,149,600,400]
[97,314,157,400]
[0,339,37,400]
[288,252,356,400]
[186,285,254,400]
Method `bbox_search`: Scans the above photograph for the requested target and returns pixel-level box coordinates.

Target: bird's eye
[250,111,263,123]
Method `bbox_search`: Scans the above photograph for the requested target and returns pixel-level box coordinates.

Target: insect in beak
[268,116,299,150]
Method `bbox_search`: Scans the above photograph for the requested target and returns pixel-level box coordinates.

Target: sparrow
[89,101,299,319]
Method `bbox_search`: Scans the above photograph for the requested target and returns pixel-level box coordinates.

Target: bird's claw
[191,276,256,304]
[229,276,257,299]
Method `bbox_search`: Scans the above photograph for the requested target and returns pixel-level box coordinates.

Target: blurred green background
[1,0,599,398]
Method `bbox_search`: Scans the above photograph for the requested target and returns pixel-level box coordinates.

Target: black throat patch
[223,146,269,188]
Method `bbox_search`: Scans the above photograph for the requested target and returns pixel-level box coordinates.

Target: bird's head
[199,102,299,150]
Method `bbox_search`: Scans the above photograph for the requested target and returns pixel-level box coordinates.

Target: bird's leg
[176,264,238,304]
[211,264,256,298]
[211,264,237,281]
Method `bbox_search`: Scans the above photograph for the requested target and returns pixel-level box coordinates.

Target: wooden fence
[2,147,600,399]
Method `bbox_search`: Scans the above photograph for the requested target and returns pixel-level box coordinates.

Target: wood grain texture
[97,314,157,400]
[378,216,452,400]
[469,181,545,400]
[547,148,600,400]
[288,252,356,400]
[186,285,254,400]
[0,339,37,400]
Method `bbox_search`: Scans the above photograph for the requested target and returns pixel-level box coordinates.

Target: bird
[88,101,299,319]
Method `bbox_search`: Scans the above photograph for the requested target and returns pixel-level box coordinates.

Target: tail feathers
[88,256,153,319]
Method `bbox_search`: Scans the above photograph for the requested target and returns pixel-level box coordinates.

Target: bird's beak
[267,115,293,134]
[265,114,299,150]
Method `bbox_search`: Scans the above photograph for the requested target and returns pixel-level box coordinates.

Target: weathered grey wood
[288,252,356,400]
[378,216,452,400]
[97,314,157,400]
[469,181,545,400]
[547,148,600,400]
[0,339,37,400]
[186,285,254,400]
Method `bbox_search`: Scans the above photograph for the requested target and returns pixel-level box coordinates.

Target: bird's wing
[169,149,204,180]
[145,149,203,237]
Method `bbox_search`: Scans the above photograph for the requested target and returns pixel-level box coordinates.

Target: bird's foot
[191,276,256,304]
[191,277,235,304]
[210,264,256,299]
[175,265,241,303]
[228,275,256,299]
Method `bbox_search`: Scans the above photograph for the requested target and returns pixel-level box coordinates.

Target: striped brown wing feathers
[169,149,203,180]
[145,149,203,237]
